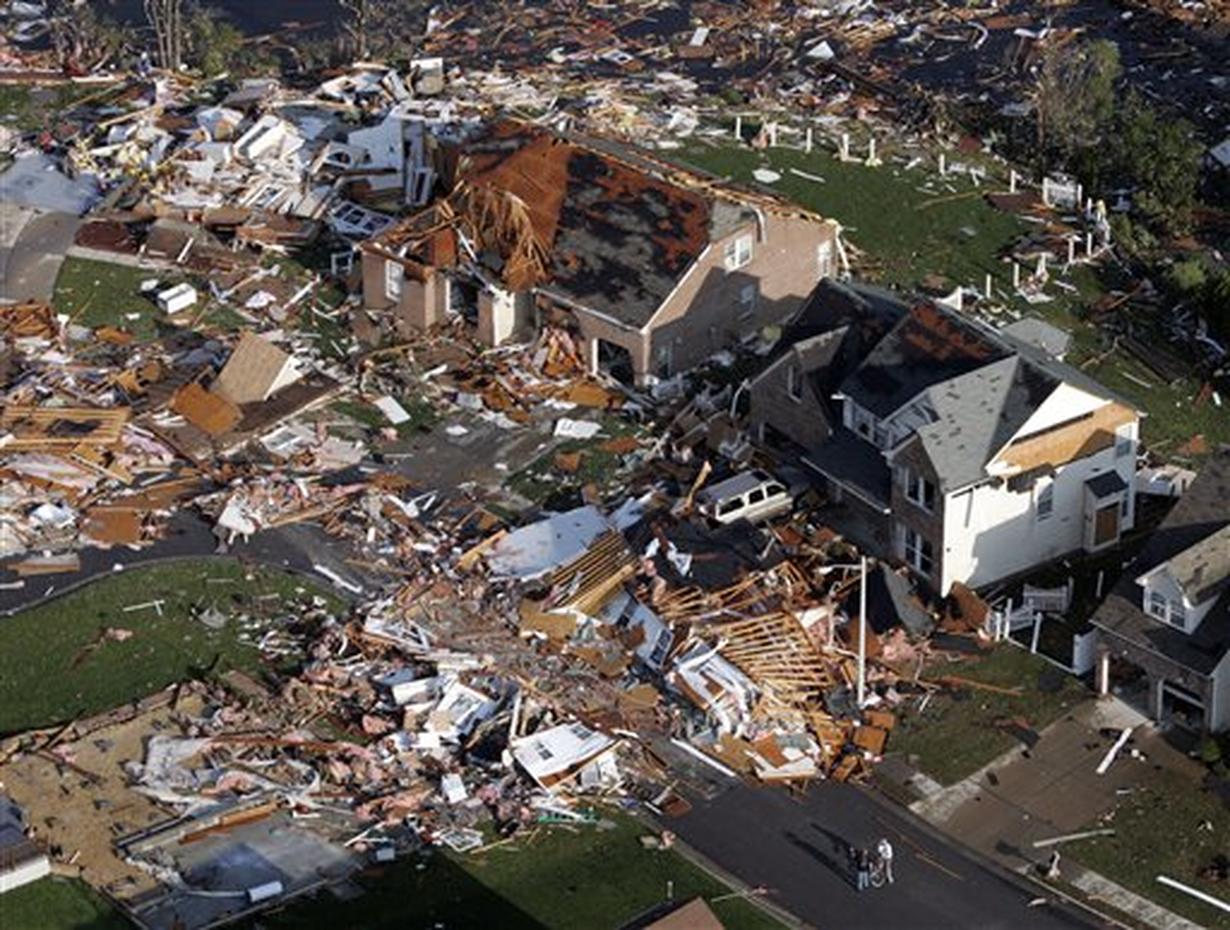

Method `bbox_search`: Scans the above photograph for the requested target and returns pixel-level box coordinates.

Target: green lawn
[0,560,342,734]
[676,141,1230,457]
[1068,767,1230,929]
[0,82,122,133]
[675,141,1025,294]
[888,646,1088,786]
[249,813,784,930]
[1076,348,1230,453]
[0,876,130,930]
[52,257,192,341]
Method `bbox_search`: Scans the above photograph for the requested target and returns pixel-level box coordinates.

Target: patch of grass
[0,876,130,930]
[0,82,120,133]
[331,396,438,436]
[0,84,34,130]
[888,646,1087,786]
[1073,349,1230,453]
[299,306,354,361]
[249,813,784,930]
[675,141,1026,293]
[1068,768,1230,929]
[0,559,343,734]
[52,257,191,341]
[505,416,641,505]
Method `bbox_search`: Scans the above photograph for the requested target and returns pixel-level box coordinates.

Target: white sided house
[796,301,1140,594]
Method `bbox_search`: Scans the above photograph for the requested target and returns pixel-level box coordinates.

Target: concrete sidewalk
[896,698,1207,930]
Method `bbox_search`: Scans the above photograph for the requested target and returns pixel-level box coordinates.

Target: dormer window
[1147,588,1187,629]
[723,234,753,271]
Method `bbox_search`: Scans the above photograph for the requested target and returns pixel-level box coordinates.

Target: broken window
[905,470,936,512]
[385,260,403,301]
[1115,424,1134,459]
[1036,477,1054,521]
[787,364,803,402]
[903,527,933,577]
[723,234,753,271]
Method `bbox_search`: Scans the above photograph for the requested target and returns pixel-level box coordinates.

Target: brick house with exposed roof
[358,121,841,385]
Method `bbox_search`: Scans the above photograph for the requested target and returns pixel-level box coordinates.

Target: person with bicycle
[876,837,895,885]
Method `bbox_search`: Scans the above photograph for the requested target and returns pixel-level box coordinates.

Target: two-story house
[752,287,1142,594]
[358,121,841,386]
[1092,453,1230,731]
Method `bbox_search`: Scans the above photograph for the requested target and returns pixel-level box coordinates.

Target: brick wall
[749,353,834,452]
[647,213,838,377]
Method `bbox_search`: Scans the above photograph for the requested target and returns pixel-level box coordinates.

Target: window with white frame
[739,282,758,318]
[1146,588,1187,629]
[852,406,877,440]
[787,364,803,402]
[723,234,753,271]
[385,260,403,300]
[903,527,934,576]
[1036,476,1054,521]
[905,470,936,512]
[1115,423,1134,459]
[817,240,834,279]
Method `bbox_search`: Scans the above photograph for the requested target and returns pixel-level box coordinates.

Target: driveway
[0,207,81,303]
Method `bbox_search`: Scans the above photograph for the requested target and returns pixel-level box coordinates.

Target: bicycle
[869,854,888,889]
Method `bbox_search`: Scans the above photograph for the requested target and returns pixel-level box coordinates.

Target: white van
[697,469,792,525]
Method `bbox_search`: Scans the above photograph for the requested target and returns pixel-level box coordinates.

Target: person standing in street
[877,837,895,884]
[856,846,871,891]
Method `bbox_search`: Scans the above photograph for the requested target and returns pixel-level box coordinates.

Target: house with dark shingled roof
[1092,453,1230,732]
[750,280,1143,595]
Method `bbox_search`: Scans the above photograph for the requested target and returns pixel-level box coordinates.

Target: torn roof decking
[842,303,1009,420]
[0,406,130,449]
[369,121,827,329]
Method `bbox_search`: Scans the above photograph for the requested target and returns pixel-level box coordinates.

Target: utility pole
[857,555,868,708]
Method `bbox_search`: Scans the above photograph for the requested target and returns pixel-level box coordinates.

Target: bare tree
[1033,39,1120,164]
[337,0,373,61]
[144,0,185,71]
[337,0,429,63]
[46,1,128,73]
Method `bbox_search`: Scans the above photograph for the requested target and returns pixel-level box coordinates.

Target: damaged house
[1092,453,1230,732]
[751,281,1142,594]
[359,121,841,385]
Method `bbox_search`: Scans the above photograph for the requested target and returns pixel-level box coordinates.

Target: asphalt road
[0,208,81,302]
[0,510,379,615]
[671,780,1101,930]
